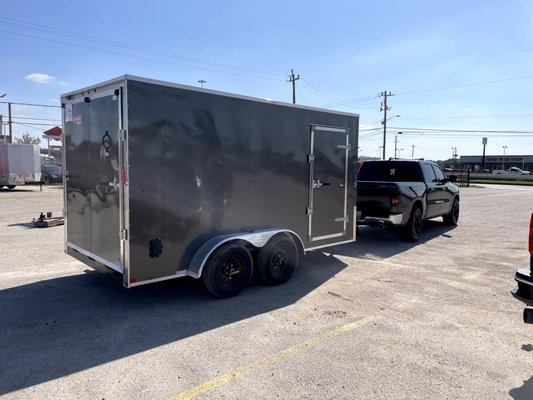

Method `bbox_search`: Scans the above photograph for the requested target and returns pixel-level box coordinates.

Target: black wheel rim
[219,255,244,287]
[452,203,459,223]
[413,211,422,238]
[271,248,290,277]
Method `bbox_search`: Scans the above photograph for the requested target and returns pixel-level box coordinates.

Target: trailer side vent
[149,238,163,258]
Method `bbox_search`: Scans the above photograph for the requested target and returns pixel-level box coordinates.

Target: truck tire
[443,198,460,226]
[402,205,423,242]
[202,242,253,298]
[256,234,299,285]
[7,185,15,190]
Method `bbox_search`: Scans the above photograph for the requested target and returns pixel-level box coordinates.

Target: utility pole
[197,80,206,88]
[287,69,300,104]
[411,145,415,158]
[451,147,458,170]
[379,91,393,160]
[502,145,507,170]
[8,102,12,144]
[481,137,487,170]
[394,131,402,159]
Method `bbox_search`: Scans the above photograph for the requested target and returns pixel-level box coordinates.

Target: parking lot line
[168,315,375,400]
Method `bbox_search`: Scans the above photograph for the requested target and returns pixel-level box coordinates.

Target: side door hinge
[119,129,128,142]
[307,154,314,162]
[120,229,129,240]
[306,206,313,215]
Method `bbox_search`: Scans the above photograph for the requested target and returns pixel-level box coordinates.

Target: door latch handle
[108,177,119,189]
[312,179,323,189]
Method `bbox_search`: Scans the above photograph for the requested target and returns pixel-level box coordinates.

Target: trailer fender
[187,229,305,279]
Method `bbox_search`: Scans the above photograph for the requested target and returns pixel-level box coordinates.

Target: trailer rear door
[64,89,123,272]
[308,125,350,242]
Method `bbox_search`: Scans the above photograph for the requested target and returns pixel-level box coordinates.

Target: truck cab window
[421,163,436,182]
[432,165,445,181]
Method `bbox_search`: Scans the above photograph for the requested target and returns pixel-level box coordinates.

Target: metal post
[502,146,507,170]
[8,102,12,143]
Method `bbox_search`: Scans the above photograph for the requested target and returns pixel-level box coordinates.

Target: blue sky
[1,0,532,160]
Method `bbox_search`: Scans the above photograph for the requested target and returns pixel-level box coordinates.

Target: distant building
[460,155,533,171]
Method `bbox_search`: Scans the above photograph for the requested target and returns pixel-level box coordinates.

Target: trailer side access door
[308,125,349,242]
[64,89,124,272]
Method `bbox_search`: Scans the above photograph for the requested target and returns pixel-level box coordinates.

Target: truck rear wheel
[202,242,253,298]
[402,205,423,242]
[257,234,299,285]
[443,198,459,226]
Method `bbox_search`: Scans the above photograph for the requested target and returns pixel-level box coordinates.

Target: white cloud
[25,73,57,84]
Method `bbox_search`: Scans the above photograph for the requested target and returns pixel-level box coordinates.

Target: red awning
[43,126,62,140]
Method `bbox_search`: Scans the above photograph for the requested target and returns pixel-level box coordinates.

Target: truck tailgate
[357,181,397,218]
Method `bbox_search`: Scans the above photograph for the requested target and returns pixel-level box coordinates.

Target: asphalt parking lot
[0,184,532,400]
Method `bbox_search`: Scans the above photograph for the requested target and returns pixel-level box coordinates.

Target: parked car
[511,213,533,323]
[41,163,63,184]
[493,167,530,175]
[509,167,530,175]
[357,160,460,241]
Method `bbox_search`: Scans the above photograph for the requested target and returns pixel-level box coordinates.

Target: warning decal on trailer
[72,115,82,125]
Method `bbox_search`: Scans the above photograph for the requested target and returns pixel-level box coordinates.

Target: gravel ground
[0,184,531,400]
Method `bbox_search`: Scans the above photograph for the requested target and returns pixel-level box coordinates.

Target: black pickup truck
[357,159,460,241]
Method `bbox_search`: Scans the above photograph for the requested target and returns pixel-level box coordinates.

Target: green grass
[469,179,533,186]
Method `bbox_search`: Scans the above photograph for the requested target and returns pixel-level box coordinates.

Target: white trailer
[0,144,41,189]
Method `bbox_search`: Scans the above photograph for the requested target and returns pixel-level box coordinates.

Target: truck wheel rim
[453,203,459,223]
[413,212,422,237]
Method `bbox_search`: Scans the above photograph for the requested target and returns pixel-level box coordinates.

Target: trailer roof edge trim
[60,74,359,118]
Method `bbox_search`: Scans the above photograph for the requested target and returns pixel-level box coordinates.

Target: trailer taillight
[529,213,533,255]
[120,169,128,184]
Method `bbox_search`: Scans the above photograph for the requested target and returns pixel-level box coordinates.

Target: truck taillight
[529,213,533,255]
[391,196,401,207]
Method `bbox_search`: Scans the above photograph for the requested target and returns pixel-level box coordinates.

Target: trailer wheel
[202,242,253,298]
[6,185,15,190]
[256,234,299,285]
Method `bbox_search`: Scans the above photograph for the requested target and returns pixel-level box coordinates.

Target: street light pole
[502,146,507,170]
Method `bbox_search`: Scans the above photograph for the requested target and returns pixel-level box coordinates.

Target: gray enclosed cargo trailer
[62,75,359,296]
[0,143,41,189]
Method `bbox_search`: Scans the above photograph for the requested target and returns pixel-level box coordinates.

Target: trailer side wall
[127,79,358,283]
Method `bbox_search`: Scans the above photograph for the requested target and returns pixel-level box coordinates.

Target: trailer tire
[202,242,253,298]
[402,205,423,242]
[256,234,299,285]
[6,185,15,190]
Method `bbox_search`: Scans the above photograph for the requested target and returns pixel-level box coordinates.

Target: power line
[12,121,57,126]
[0,16,277,78]
[9,115,61,122]
[388,126,533,134]
[394,75,533,96]
[398,113,533,120]
[0,28,282,82]
[0,100,60,108]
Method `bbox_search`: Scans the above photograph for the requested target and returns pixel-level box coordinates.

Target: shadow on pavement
[510,376,533,400]
[0,251,346,395]
[330,220,456,260]
[7,222,36,229]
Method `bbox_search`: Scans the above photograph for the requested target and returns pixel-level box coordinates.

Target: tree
[15,133,41,145]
